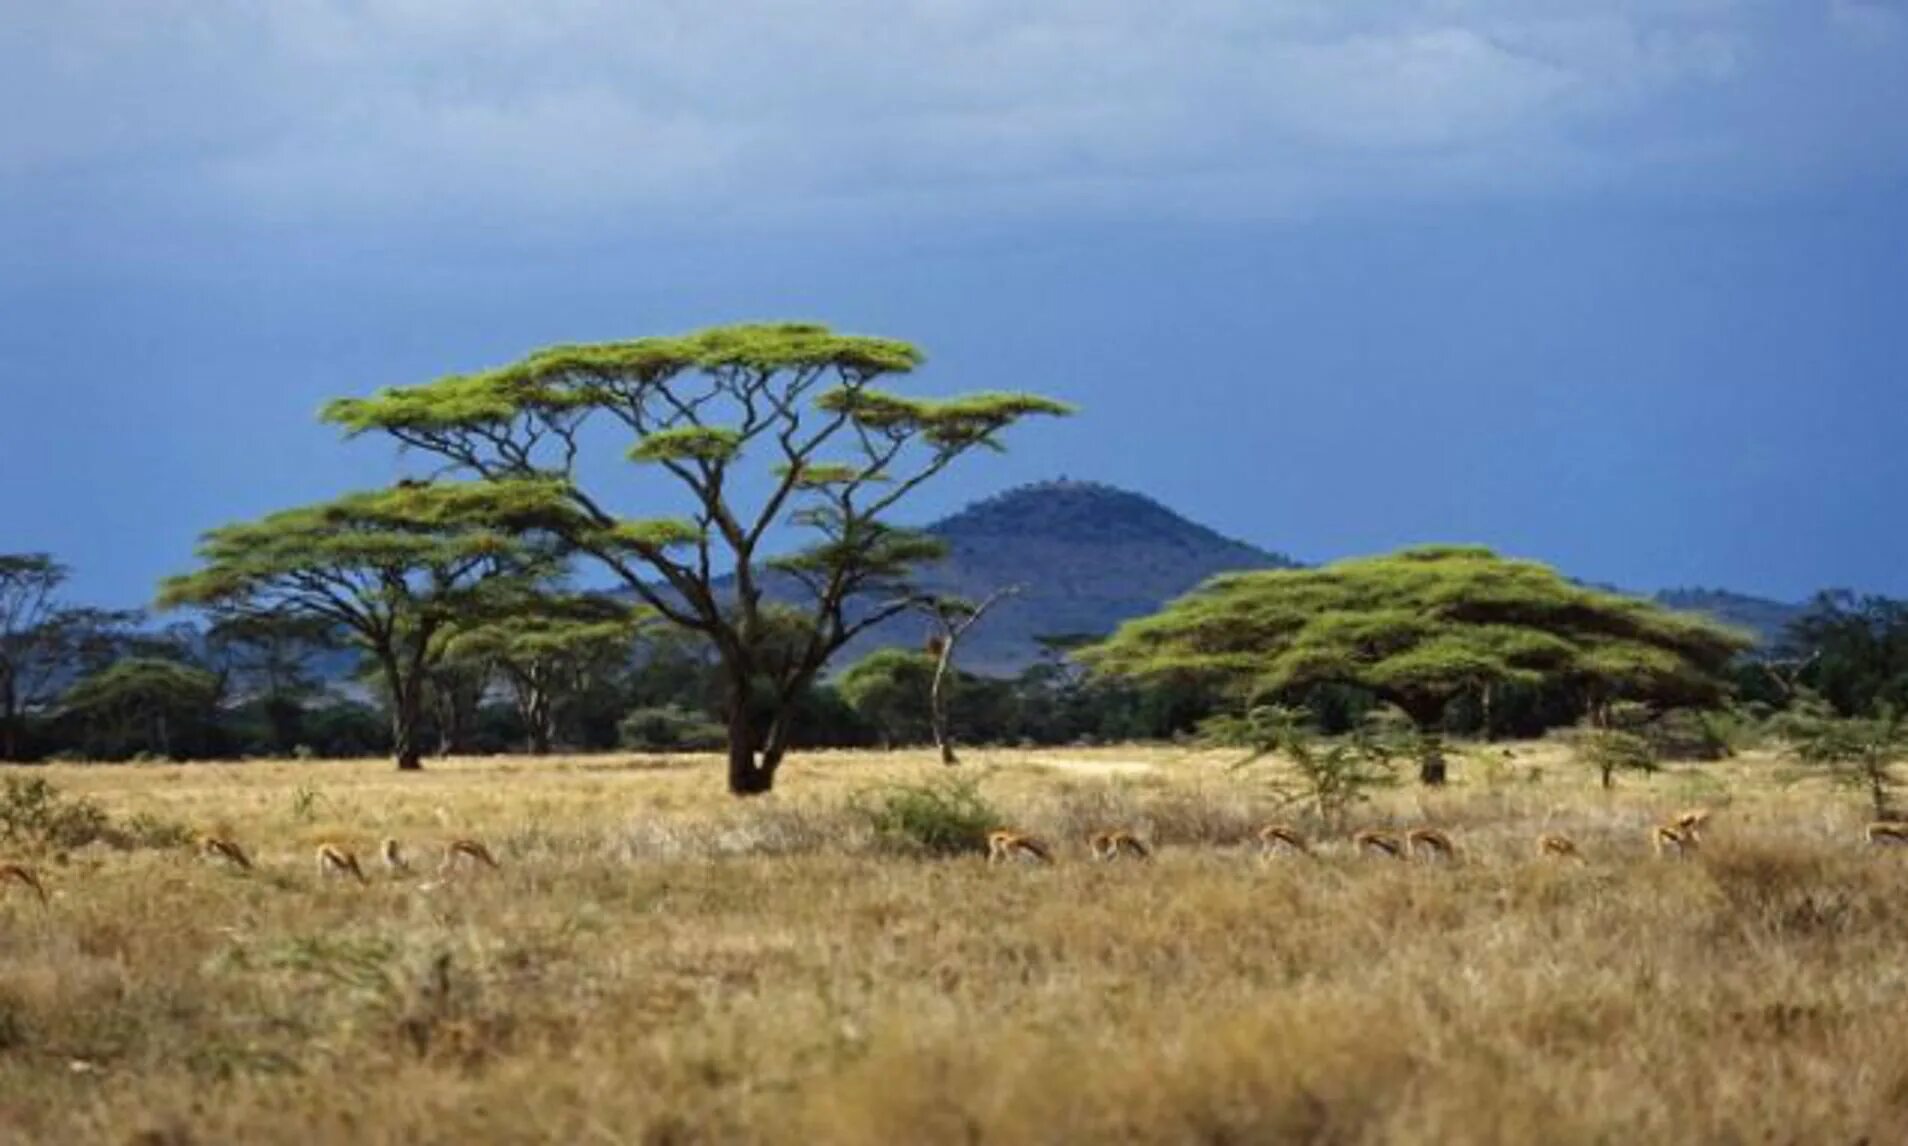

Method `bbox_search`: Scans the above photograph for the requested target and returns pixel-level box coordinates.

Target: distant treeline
[4,551,1904,764]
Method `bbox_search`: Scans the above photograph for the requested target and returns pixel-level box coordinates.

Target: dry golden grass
[2,742,1905,1144]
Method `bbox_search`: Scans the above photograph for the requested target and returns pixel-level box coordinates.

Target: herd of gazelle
[3,813,1907,902]
[986,809,1908,865]
[191,833,500,882]
[0,832,490,906]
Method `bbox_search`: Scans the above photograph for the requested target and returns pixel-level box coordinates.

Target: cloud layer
[4,1,1905,229]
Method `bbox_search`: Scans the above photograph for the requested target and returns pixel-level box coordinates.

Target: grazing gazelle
[380,838,410,873]
[986,830,1054,865]
[1671,808,1714,836]
[1535,832,1581,860]
[441,838,501,873]
[198,835,254,871]
[1255,823,1311,859]
[1865,821,1908,847]
[1405,827,1456,862]
[0,863,47,905]
[1651,823,1699,858]
[1088,830,1151,862]
[316,843,368,883]
[1352,828,1405,859]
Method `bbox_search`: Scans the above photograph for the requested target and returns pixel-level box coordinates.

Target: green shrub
[851,778,999,857]
[1207,705,1400,827]
[1572,726,1658,790]
[0,776,113,850]
[1644,708,1733,761]
[0,776,190,852]
[117,812,196,850]
[618,706,725,752]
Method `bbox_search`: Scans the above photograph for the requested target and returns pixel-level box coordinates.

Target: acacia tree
[205,613,338,754]
[1084,546,1751,784]
[916,585,1019,764]
[158,482,557,770]
[445,594,643,755]
[839,647,937,749]
[0,555,140,760]
[323,322,1070,795]
[58,657,222,760]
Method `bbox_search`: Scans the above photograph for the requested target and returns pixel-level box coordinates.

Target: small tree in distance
[916,585,1020,764]
[1780,704,1908,821]
[1208,704,1401,829]
[0,555,141,761]
[445,593,644,755]
[1085,546,1751,786]
[323,322,1071,795]
[158,482,560,771]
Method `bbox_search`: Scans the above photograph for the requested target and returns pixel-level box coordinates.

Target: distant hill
[827,480,1299,674]
[1652,588,1806,649]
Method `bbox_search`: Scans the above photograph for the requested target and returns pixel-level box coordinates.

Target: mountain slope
[1653,588,1805,648]
[832,480,1298,674]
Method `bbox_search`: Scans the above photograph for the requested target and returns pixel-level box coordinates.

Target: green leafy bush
[0,776,190,852]
[1207,705,1400,827]
[851,778,999,856]
[618,706,726,752]
[0,776,112,849]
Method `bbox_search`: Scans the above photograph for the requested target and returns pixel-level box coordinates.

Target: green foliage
[1572,727,1659,790]
[318,321,1071,794]
[618,706,726,752]
[1086,546,1751,738]
[1642,707,1735,762]
[57,657,223,760]
[837,648,937,748]
[1209,705,1401,826]
[158,483,564,770]
[119,811,196,850]
[850,778,999,857]
[1779,592,1908,717]
[1778,706,1908,819]
[0,776,112,851]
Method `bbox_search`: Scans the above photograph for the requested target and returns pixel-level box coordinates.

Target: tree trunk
[0,676,19,761]
[1418,733,1448,786]
[385,657,425,772]
[524,688,553,756]
[930,644,959,766]
[723,698,792,797]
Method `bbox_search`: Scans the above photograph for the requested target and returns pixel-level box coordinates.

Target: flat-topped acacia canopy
[159,482,562,771]
[1084,545,1752,746]
[321,322,1072,794]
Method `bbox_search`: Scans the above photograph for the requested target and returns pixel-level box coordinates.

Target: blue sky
[3,1,1906,608]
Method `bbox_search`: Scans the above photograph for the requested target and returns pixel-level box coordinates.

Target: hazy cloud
[3,1,1904,230]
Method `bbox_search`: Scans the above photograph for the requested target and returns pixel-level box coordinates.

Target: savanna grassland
[1,744,1904,1145]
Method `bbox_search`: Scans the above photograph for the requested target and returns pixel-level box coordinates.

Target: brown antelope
[198,835,253,871]
[316,843,367,883]
[1406,827,1456,862]
[1535,832,1581,859]
[1255,823,1311,858]
[380,838,410,873]
[0,863,47,905]
[1088,830,1151,862]
[1651,823,1698,858]
[1352,829,1405,859]
[1865,821,1908,847]
[441,838,500,873]
[986,830,1054,865]
[1671,808,1713,836]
